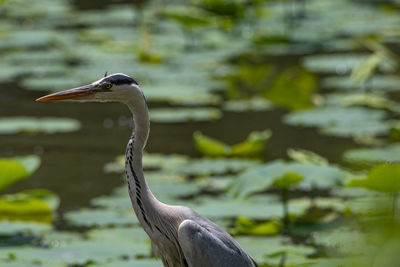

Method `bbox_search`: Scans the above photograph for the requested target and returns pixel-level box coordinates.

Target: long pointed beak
[36,84,95,102]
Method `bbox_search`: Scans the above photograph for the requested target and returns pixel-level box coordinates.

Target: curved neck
[126,93,150,150]
[122,85,189,266]
[124,87,160,234]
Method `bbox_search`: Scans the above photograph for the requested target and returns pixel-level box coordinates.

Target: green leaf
[193,131,231,157]
[346,194,398,216]
[0,240,148,265]
[351,40,397,85]
[287,148,328,165]
[302,53,393,74]
[161,5,216,28]
[313,227,374,255]
[92,259,162,267]
[308,257,370,267]
[264,66,317,110]
[351,53,391,85]
[86,227,149,246]
[191,195,284,220]
[229,160,349,198]
[0,160,27,193]
[0,190,57,223]
[348,164,400,193]
[233,217,281,236]
[323,75,400,92]
[225,64,273,99]
[272,172,303,189]
[325,92,400,112]
[343,145,400,164]
[389,121,400,141]
[0,117,81,134]
[64,208,138,227]
[231,130,272,157]
[222,97,274,112]
[284,106,389,138]
[175,158,259,177]
[236,236,315,265]
[0,155,40,193]
[0,220,52,236]
[193,130,271,158]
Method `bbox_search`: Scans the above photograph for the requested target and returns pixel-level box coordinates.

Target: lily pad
[144,84,220,105]
[287,148,328,165]
[229,160,350,198]
[0,239,146,265]
[263,66,317,110]
[345,195,399,216]
[236,236,315,265]
[302,53,394,74]
[322,75,400,92]
[313,227,376,255]
[193,130,271,158]
[272,172,303,189]
[21,76,79,91]
[146,172,200,199]
[86,227,149,244]
[223,97,274,112]
[93,172,200,209]
[41,231,83,247]
[348,164,400,193]
[0,155,41,193]
[308,257,374,267]
[0,220,52,236]
[104,153,189,174]
[192,195,335,221]
[93,259,162,267]
[64,208,138,227]
[325,92,400,112]
[175,158,259,177]
[144,153,190,170]
[0,30,52,50]
[74,6,137,27]
[149,108,222,123]
[343,145,400,164]
[283,106,389,137]
[233,217,281,236]
[191,195,284,220]
[195,175,236,192]
[161,5,216,28]
[0,117,81,134]
[0,189,59,223]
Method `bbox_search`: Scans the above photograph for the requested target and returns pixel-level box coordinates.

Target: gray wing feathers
[177,219,257,267]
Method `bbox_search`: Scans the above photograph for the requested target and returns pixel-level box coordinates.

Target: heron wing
[177,219,257,267]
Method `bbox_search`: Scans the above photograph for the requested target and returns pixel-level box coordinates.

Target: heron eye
[105,83,112,89]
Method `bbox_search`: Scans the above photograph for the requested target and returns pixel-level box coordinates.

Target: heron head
[36,73,141,103]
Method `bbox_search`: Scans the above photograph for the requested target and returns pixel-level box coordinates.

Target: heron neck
[124,92,160,234]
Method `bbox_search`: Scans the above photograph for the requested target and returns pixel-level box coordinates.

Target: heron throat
[124,90,157,234]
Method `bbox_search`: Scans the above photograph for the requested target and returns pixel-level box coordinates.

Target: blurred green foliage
[0,156,58,223]
[1,0,400,266]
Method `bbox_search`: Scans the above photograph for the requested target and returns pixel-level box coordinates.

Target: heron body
[37,73,258,267]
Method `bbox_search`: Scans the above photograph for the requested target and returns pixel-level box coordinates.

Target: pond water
[0,81,356,215]
[1,0,400,266]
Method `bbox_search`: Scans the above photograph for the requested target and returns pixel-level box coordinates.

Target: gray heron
[36,73,258,267]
